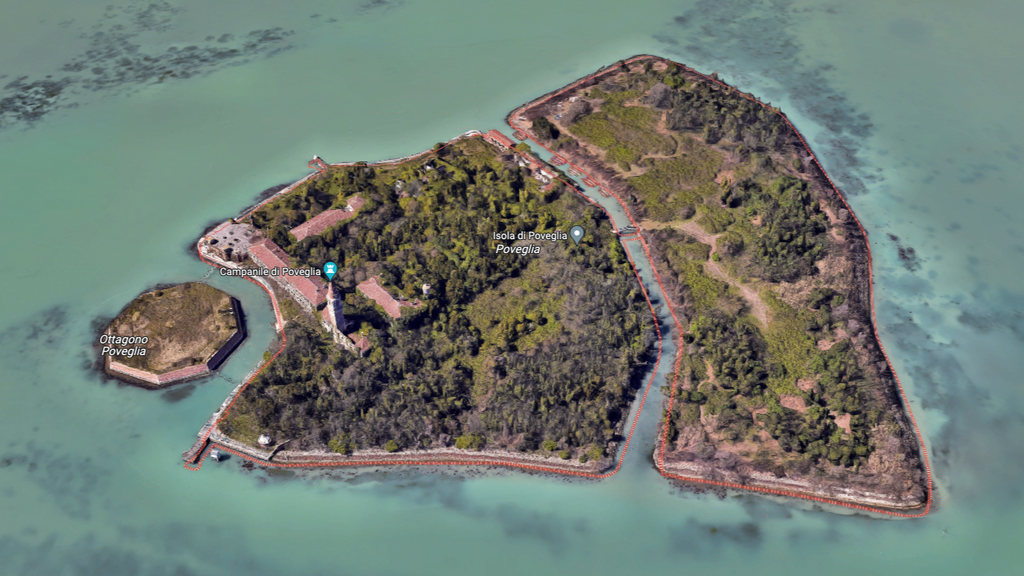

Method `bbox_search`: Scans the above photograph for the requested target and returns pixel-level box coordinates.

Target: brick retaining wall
[108,359,211,386]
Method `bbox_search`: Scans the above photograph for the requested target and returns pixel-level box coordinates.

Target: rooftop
[484,129,516,150]
[347,332,371,353]
[356,276,421,319]
[289,196,365,241]
[249,239,328,307]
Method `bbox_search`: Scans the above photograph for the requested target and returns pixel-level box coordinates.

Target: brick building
[484,129,516,152]
[356,276,422,319]
[247,239,328,311]
[289,196,366,241]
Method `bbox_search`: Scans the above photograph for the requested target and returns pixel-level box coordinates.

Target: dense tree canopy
[554,61,917,477]
[222,139,655,460]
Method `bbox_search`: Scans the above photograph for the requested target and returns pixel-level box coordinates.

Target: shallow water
[2,1,1023,574]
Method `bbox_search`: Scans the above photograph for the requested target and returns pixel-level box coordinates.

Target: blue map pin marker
[323,261,337,280]
[569,226,585,246]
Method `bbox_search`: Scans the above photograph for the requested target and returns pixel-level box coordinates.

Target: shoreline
[201,426,611,475]
[506,54,933,516]
[658,456,924,511]
[234,129,483,221]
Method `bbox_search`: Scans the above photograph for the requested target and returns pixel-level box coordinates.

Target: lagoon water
[2,1,1024,574]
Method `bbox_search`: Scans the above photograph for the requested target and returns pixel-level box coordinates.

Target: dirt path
[676,220,717,246]
[819,199,846,243]
[641,219,770,326]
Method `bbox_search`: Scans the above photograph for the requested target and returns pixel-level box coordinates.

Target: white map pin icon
[569,226,585,246]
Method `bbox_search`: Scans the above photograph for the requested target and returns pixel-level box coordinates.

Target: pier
[308,155,329,173]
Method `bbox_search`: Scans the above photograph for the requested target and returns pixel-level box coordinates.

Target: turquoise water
[3,0,1023,574]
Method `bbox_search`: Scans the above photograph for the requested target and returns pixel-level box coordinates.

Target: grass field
[569,95,676,170]
[696,203,735,233]
[108,282,238,373]
[627,145,722,221]
[465,262,566,353]
[761,289,817,395]
[663,248,728,314]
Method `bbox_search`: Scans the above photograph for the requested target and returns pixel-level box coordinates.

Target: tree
[226,138,653,460]
[328,432,355,455]
[270,226,292,248]
[532,117,559,141]
[455,434,485,450]
[718,231,744,256]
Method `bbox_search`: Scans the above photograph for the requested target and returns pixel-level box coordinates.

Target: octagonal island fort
[100,282,245,388]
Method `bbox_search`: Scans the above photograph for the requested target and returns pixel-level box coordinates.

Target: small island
[102,282,245,388]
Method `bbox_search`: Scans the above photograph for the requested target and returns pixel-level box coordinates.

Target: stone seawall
[207,297,246,370]
[205,424,609,473]
[106,295,244,388]
[108,358,211,387]
[658,458,925,511]
[184,234,284,463]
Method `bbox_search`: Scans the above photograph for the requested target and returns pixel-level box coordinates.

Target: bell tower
[326,282,347,334]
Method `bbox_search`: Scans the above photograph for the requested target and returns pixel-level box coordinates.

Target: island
[509,55,928,509]
[179,56,929,513]
[190,133,656,472]
[102,282,245,388]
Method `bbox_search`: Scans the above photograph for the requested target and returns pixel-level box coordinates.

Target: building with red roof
[356,276,422,319]
[484,129,516,152]
[289,196,366,241]
[248,239,328,311]
[346,332,371,355]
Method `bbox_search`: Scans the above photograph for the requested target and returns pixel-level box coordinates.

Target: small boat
[210,449,223,462]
